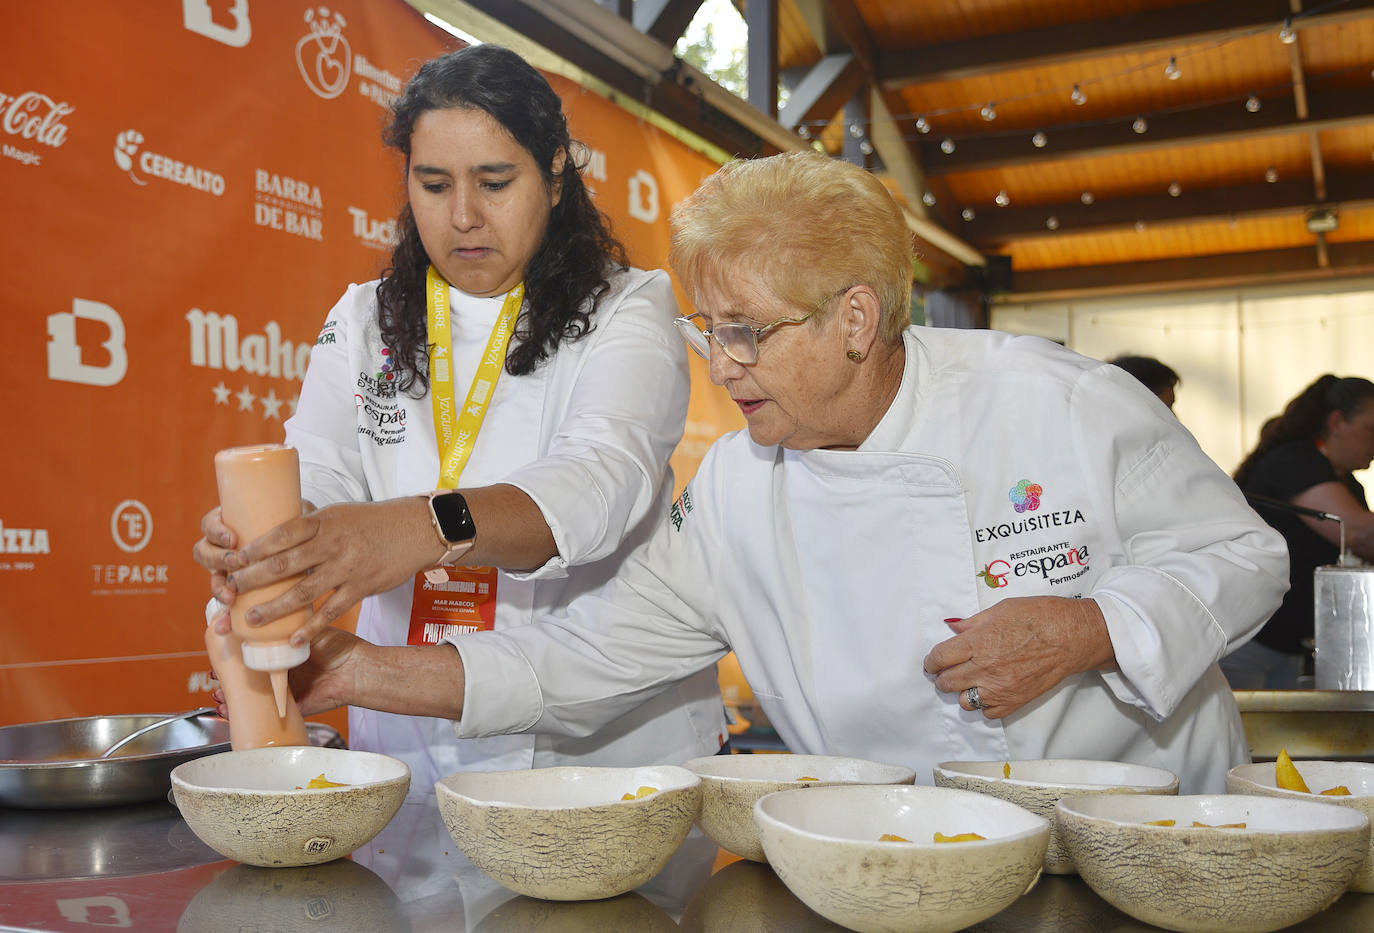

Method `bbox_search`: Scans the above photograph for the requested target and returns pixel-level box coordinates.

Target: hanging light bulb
[1046,216,1060,230]
[1081,191,1095,205]
[859,139,874,155]
[961,208,976,222]
[1031,130,1048,148]
[995,190,1011,207]
[1279,17,1297,44]
[1135,220,1147,232]
[798,124,810,138]
[848,123,863,138]
[1132,115,1148,134]
[1168,181,1182,197]
[980,102,997,121]
[1265,167,1279,183]
[811,139,826,153]
[922,191,937,207]
[1164,57,1181,81]
[1245,94,1262,113]
[940,137,956,154]
[1071,84,1087,106]
[915,115,931,134]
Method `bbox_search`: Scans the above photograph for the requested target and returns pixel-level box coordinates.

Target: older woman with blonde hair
[289,150,1288,793]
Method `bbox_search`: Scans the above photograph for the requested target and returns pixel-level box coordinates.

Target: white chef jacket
[284,267,727,793]
[454,326,1289,793]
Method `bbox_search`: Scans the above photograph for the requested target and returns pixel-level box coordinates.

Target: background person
[194,44,725,790]
[1109,354,1181,410]
[1223,375,1374,689]
[275,150,1287,794]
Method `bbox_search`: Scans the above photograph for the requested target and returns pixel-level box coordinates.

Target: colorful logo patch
[1009,479,1043,513]
[977,561,1010,589]
[669,487,695,531]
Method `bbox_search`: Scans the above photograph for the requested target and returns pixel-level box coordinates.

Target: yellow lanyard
[426,265,523,489]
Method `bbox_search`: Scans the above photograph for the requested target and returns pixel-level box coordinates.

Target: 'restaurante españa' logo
[1009,479,1042,512]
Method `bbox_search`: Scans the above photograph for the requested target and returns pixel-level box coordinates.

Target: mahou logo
[0,89,73,148]
[297,7,351,100]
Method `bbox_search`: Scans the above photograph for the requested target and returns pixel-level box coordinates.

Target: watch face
[432,491,476,543]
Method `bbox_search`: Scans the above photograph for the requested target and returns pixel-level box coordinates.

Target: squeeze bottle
[213,443,312,719]
[204,598,309,749]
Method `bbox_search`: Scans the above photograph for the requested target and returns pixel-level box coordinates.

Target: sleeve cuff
[448,632,545,737]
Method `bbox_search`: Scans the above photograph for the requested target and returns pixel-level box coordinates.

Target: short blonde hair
[669,150,913,343]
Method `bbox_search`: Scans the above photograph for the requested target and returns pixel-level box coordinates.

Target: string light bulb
[1080,191,1095,205]
[1279,17,1297,44]
[859,139,874,155]
[940,137,956,154]
[922,191,937,206]
[1135,220,1147,232]
[798,125,810,138]
[980,102,997,121]
[1265,167,1279,183]
[915,115,931,134]
[1071,84,1087,105]
[1164,57,1181,81]
[961,208,976,221]
[1046,216,1060,230]
[848,123,863,139]
[1132,116,1148,134]
[995,190,1011,207]
[1245,94,1261,113]
[1032,130,1048,148]
[1168,181,1182,197]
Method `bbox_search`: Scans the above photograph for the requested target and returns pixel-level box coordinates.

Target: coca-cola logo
[0,91,73,148]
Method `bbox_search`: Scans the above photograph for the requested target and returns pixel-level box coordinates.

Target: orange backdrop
[1,0,741,730]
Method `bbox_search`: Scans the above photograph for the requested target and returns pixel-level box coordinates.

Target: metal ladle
[98,707,218,759]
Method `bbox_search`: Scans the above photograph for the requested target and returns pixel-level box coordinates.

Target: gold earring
[846,349,864,362]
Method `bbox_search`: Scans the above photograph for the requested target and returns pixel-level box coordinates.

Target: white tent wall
[991,279,1374,487]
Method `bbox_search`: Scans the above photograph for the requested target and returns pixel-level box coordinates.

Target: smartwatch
[423,490,477,566]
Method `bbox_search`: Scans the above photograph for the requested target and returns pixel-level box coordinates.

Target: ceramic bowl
[682,753,916,862]
[435,765,701,901]
[755,784,1049,933]
[934,758,1178,874]
[1057,793,1369,933]
[170,746,410,868]
[1228,759,1374,893]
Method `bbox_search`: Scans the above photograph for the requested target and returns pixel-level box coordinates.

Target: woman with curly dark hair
[1223,374,1374,688]
[194,44,725,788]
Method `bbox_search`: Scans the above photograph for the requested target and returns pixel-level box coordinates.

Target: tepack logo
[297,7,351,100]
[182,0,251,47]
[48,298,128,386]
[111,499,153,554]
[628,169,660,223]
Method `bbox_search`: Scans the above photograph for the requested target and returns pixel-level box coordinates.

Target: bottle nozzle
[270,669,290,720]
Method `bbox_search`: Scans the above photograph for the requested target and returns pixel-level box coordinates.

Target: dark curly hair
[1234,375,1374,485]
[376,44,628,394]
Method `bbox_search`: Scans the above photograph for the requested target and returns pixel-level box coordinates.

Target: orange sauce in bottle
[205,599,308,749]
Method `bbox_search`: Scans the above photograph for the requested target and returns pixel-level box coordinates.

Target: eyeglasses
[673,286,851,366]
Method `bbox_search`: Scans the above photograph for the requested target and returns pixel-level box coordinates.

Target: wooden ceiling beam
[632,0,705,48]
[921,86,1374,175]
[1005,240,1374,300]
[878,0,1374,88]
[963,173,1374,245]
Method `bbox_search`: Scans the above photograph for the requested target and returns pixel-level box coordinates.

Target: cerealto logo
[297,7,351,100]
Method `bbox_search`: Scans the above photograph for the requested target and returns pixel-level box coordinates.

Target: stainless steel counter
[3,788,1374,932]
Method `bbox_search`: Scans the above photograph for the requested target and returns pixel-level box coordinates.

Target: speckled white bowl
[682,753,916,862]
[1057,793,1369,933]
[934,759,1178,875]
[754,784,1049,933]
[1228,759,1374,893]
[435,765,701,901]
[170,746,410,868]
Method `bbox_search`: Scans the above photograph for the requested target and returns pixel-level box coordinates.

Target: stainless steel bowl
[0,714,343,809]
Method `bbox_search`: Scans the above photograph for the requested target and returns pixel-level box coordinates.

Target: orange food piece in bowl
[1276,749,1311,793]
[797,776,819,781]
[620,785,658,800]
[933,831,986,843]
[1144,819,1176,826]
[1320,785,1352,796]
[879,833,911,842]
[1192,821,1247,828]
